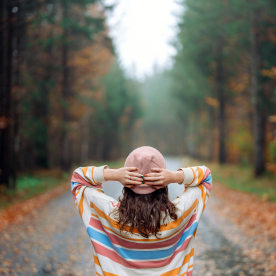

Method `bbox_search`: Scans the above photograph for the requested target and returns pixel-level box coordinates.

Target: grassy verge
[0,170,68,211]
[0,160,125,211]
[186,157,276,202]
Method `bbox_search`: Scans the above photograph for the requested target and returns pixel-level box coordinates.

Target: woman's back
[71,163,212,276]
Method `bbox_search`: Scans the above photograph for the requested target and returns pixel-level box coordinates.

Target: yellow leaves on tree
[69,34,114,119]
[261,67,276,79]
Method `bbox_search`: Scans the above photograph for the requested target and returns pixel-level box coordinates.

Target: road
[0,157,268,275]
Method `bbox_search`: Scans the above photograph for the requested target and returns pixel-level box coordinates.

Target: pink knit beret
[124,146,166,194]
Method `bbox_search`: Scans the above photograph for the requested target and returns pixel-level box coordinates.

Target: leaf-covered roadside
[209,181,276,274]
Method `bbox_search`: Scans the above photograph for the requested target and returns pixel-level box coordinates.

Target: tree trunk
[216,38,227,164]
[81,110,91,163]
[0,0,10,187]
[0,0,17,189]
[249,10,266,176]
[12,0,22,186]
[207,105,216,161]
[33,5,56,169]
[60,0,70,170]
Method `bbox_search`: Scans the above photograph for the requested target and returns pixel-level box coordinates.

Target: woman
[71,146,212,276]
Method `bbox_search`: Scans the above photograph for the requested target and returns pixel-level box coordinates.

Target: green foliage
[16,0,115,171]
[210,162,276,202]
[228,126,254,165]
[142,69,176,126]
[84,59,143,160]
[170,0,276,164]
[0,173,68,210]
[139,67,187,155]
[269,138,276,163]
[16,175,65,191]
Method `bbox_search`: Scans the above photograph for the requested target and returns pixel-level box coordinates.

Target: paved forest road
[0,157,269,275]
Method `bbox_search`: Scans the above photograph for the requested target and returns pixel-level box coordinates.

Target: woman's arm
[103,167,143,188]
[177,165,212,191]
[71,165,108,202]
[71,165,143,219]
[144,166,213,217]
[177,165,213,218]
[143,165,212,192]
[143,168,184,189]
[71,165,144,200]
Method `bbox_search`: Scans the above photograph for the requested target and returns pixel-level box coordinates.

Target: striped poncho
[71,164,212,276]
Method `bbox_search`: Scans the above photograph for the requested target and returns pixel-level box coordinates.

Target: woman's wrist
[175,170,184,184]
[103,168,118,181]
[166,170,184,184]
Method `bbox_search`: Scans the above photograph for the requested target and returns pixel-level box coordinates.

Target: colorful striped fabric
[71,164,213,276]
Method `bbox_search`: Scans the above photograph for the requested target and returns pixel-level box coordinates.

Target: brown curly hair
[112,186,178,238]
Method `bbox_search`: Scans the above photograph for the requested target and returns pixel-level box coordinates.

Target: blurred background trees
[0,0,276,191]
[169,0,276,176]
[0,0,142,189]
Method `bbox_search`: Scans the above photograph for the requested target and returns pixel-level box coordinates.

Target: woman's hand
[143,168,184,189]
[104,167,143,189]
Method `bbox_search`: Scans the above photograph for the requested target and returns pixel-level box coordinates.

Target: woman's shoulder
[173,187,201,206]
[85,187,120,212]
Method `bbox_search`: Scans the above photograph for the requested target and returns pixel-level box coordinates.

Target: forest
[170,0,276,177]
[1,0,276,192]
[140,0,276,177]
[0,0,143,190]
[1,1,276,274]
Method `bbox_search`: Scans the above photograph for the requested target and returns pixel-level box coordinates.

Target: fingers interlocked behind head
[124,146,166,194]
